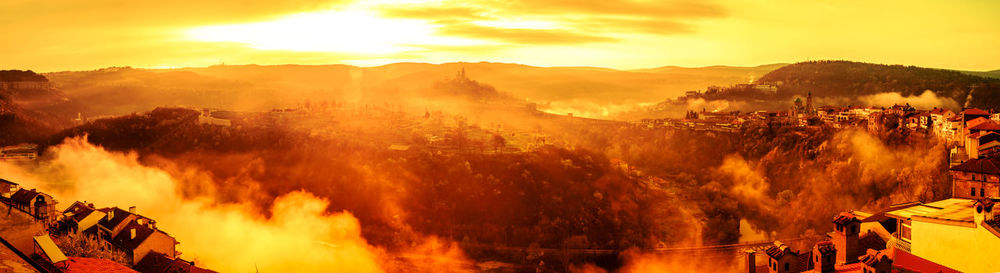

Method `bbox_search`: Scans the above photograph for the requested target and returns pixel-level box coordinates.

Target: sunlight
[186,9,467,54]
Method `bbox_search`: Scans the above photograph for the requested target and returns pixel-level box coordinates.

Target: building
[0,178,18,199]
[0,143,38,161]
[811,241,836,273]
[111,219,178,266]
[882,198,1000,272]
[949,157,1000,199]
[59,201,107,236]
[763,241,810,273]
[9,188,57,221]
[81,206,178,266]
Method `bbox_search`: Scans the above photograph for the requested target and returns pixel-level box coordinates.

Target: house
[882,198,1000,272]
[968,131,1000,159]
[949,157,1000,199]
[0,178,18,199]
[928,108,956,137]
[763,241,810,273]
[979,137,1000,159]
[9,188,57,220]
[60,201,107,236]
[111,219,177,266]
[0,143,38,161]
[746,209,947,273]
[79,206,177,266]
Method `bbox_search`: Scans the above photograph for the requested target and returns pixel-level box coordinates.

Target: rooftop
[133,252,217,273]
[0,178,17,186]
[62,257,137,273]
[963,108,990,116]
[97,207,133,231]
[886,198,976,225]
[764,241,797,259]
[111,220,157,251]
[832,212,860,225]
[858,249,891,266]
[950,157,1000,174]
[968,120,1000,131]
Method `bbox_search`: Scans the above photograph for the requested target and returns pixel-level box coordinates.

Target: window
[784,262,789,271]
[982,188,986,197]
[973,187,977,196]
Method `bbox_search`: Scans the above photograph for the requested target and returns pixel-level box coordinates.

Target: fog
[0,137,474,273]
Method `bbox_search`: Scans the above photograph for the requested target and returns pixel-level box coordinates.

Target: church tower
[806,92,813,114]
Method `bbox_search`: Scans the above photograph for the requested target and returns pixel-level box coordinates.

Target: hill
[757,60,1000,108]
[0,70,63,145]
[41,62,785,120]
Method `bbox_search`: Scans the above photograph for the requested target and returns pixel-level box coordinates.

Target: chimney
[813,241,836,273]
[107,210,114,221]
[129,206,136,214]
[745,250,756,273]
[831,212,860,264]
[975,199,995,225]
[130,228,136,240]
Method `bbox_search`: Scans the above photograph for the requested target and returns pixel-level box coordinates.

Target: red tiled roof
[969,120,1000,131]
[64,202,97,222]
[97,207,132,232]
[858,249,891,266]
[62,257,137,273]
[888,247,960,273]
[764,241,796,259]
[963,108,990,116]
[9,188,40,204]
[950,157,1000,174]
[111,220,156,251]
[832,212,860,225]
[814,240,836,254]
[133,252,217,273]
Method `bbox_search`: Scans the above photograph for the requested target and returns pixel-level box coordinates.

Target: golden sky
[2,0,998,72]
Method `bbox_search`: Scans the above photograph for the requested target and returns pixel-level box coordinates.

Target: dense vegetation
[0,70,48,82]
[759,60,1000,108]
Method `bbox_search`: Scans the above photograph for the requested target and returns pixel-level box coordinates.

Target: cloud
[375,0,723,40]
[437,24,618,44]
[377,6,488,21]
[858,90,960,110]
[504,0,726,18]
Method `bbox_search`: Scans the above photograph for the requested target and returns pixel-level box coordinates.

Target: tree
[491,134,506,153]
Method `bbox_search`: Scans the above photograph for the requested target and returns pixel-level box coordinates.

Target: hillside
[41,62,785,120]
[0,70,63,145]
[758,60,1000,108]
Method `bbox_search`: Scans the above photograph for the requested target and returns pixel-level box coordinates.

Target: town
[0,177,214,272]
[737,105,1000,272]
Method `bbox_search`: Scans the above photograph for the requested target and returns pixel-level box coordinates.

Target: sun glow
[186,9,482,54]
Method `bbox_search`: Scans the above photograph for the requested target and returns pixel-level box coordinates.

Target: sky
[1,0,998,72]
